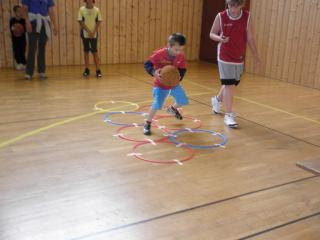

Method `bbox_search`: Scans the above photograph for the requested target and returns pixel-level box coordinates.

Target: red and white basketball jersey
[218,9,250,64]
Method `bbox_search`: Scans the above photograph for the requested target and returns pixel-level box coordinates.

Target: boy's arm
[178,56,187,81]
[9,18,16,36]
[210,14,229,43]
[79,21,92,34]
[144,59,162,80]
[144,51,163,80]
[94,21,101,34]
[9,18,14,32]
[178,68,187,81]
[144,60,155,77]
[247,16,260,63]
[94,9,102,33]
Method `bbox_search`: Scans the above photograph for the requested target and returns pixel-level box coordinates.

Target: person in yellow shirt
[78,0,102,78]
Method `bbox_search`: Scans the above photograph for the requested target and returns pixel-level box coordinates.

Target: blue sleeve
[48,0,55,8]
[21,0,29,6]
[144,60,155,77]
[178,68,187,81]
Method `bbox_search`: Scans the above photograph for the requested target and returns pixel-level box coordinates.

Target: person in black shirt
[10,5,27,71]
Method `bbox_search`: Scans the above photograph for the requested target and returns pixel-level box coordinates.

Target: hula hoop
[130,140,195,165]
[115,125,169,143]
[138,104,177,113]
[103,111,148,127]
[168,129,228,149]
[154,115,202,131]
[94,100,139,113]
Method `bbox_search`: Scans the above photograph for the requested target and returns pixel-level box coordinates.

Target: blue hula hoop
[103,111,148,127]
[168,129,228,149]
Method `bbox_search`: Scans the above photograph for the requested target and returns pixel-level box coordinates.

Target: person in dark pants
[10,5,27,71]
[22,0,58,80]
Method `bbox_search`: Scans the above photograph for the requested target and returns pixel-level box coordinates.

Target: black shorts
[221,79,240,86]
[82,37,98,53]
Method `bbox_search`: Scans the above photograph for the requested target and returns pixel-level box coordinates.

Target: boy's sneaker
[16,64,24,71]
[143,122,152,136]
[167,106,183,120]
[212,96,221,114]
[224,113,238,128]
[83,68,90,77]
[19,64,26,70]
[25,74,32,80]
[96,69,102,78]
[39,73,47,80]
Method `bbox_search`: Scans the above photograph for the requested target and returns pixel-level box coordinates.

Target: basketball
[160,65,180,87]
[12,23,24,37]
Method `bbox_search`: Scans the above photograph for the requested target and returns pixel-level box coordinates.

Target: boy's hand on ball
[154,69,162,81]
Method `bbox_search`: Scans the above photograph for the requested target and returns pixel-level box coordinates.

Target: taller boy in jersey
[210,0,260,128]
[143,33,188,136]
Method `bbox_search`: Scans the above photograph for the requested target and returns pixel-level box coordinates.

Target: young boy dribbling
[143,33,188,136]
[210,0,260,128]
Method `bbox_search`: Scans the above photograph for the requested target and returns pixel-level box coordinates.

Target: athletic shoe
[83,68,90,77]
[224,113,238,128]
[16,64,25,71]
[96,69,102,78]
[39,73,47,80]
[25,74,32,80]
[143,122,151,136]
[212,96,221,114]
[167,106,183,120]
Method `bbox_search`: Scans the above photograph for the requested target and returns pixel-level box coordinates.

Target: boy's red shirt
[150,47,187,90]
[218,9,250,64]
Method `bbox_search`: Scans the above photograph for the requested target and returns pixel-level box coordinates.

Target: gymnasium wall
[245,0,320,89]
[0,0,203,68]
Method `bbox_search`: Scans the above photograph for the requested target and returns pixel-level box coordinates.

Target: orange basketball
[160,65,180,87]
[12,23,25,37]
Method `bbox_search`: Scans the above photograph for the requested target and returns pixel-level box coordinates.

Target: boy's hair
[13,5,21,12]
[168,33,186,46]
[226,0,246,7]
[84,0,96,3]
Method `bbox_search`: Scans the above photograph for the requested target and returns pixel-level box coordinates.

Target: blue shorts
[152,84,189,110]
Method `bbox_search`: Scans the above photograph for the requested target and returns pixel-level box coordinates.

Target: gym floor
[0,62,320,240]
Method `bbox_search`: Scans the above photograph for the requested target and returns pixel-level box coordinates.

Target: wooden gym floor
[0,62,320,240]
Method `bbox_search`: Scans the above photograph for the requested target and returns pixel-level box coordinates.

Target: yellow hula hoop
[0,101,140,149]
[0,94,211,150]
[94,100,140,112]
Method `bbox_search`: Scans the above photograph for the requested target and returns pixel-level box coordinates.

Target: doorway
[199,0,251,63]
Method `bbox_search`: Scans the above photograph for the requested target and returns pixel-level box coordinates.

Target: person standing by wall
[22,0,58,80]
[78,0,102,78]
[210,0,260,128]
[10,5,27,71]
